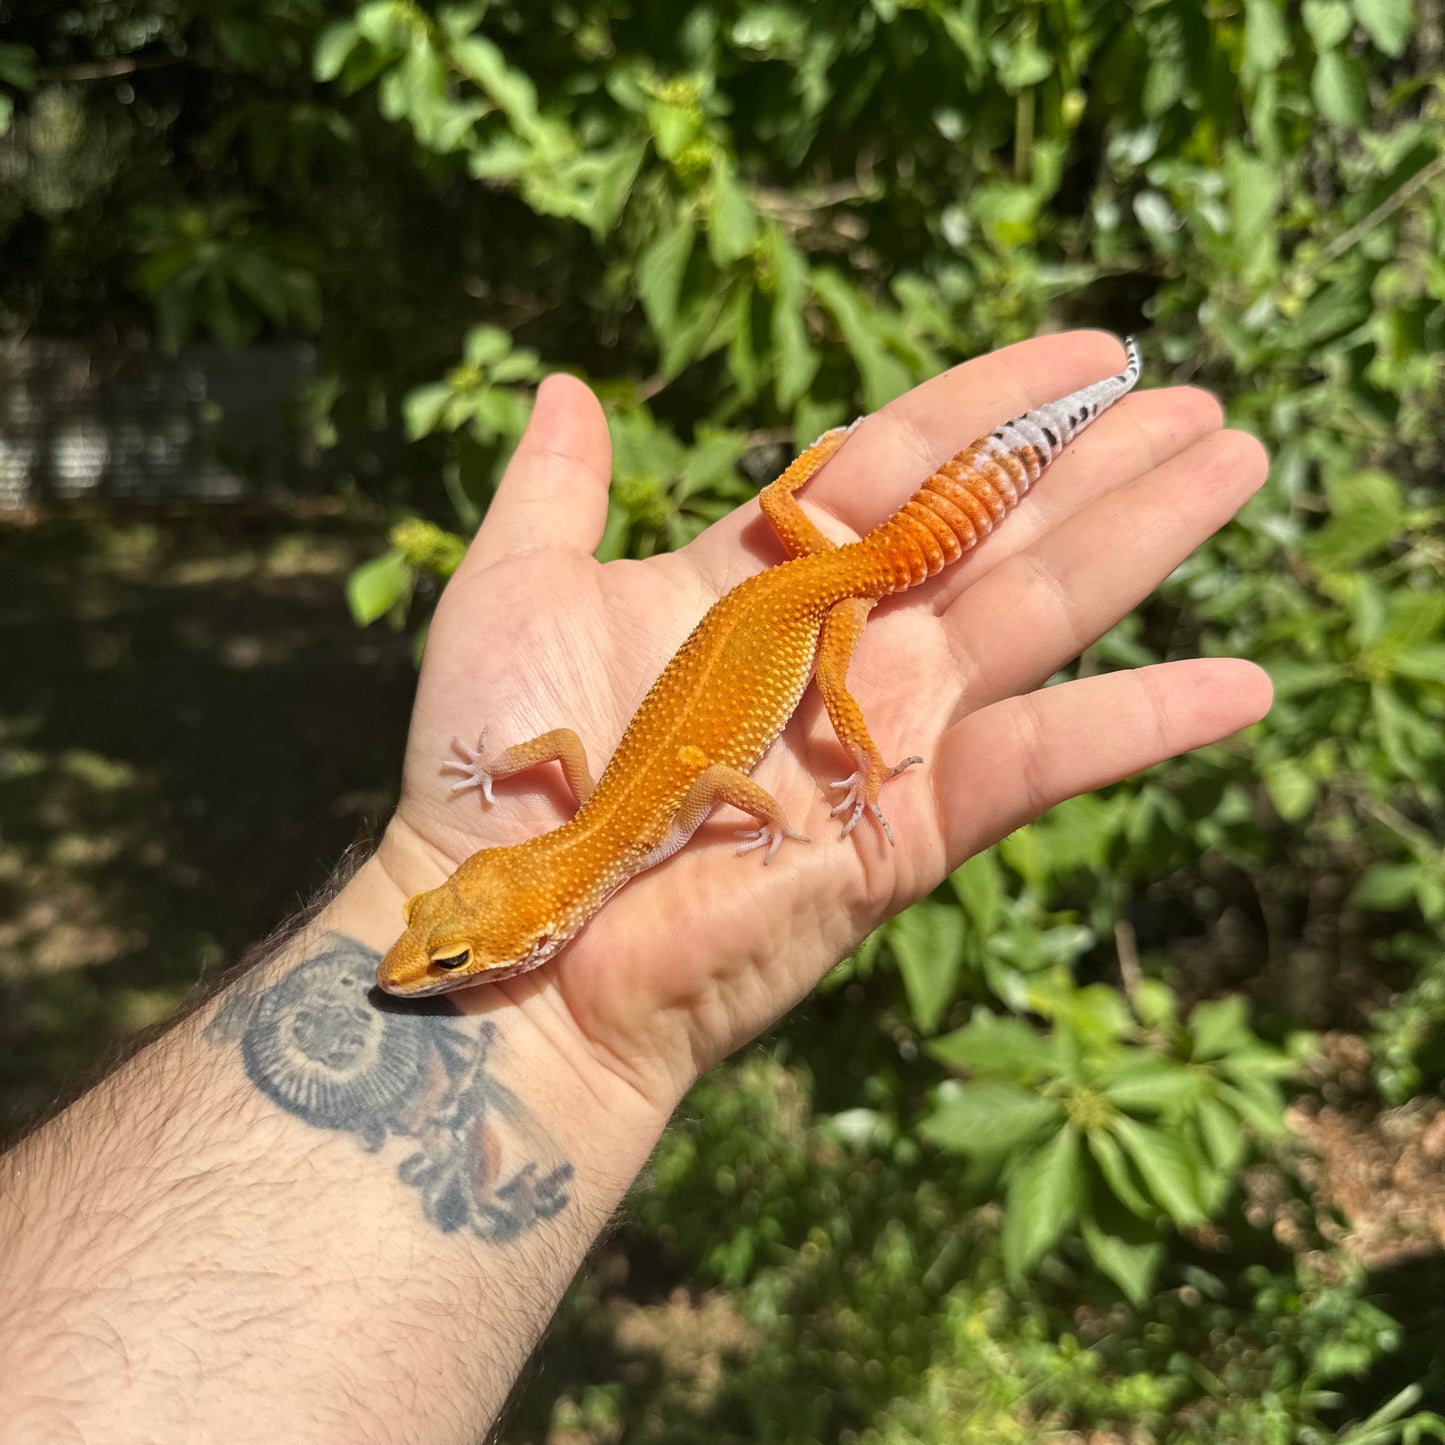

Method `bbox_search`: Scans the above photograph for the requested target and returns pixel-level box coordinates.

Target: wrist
[1,904,661,1444]
[317,828,674,1202]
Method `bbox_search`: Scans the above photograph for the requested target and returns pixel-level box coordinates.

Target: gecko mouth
[377,940,568,998]
[377,972,464,998]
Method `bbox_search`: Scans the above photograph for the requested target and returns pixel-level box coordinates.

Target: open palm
[375,331,1271,1115]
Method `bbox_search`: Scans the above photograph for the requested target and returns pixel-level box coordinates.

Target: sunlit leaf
[888,901,966,1032]
[706,161,759,265]
[949,850,1006,933]
[1353,0,1413,55]
[1089,1126,1157,1219]
[929,1012,1057,1080]
[1312,50,1368,126]
[1350,862,1425,911]
[919,1081,1063,1155]
[1081,1211,1163,1304]
[1002,1126,1082,1275]
[1114,1117,1207,1227]
[347,550,412,627]
[637,212,696,343]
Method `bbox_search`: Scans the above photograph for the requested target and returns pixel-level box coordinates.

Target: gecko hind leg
[758,418,863,559]
[442,726,597,807]
[816,599,923,847]
[758,420,919,845]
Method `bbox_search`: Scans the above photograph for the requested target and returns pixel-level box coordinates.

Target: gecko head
[375,858,567,998]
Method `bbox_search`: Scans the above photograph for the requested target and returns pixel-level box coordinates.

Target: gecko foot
[827,755,923,846]
[441,729,497,803]
[735,823,810,865]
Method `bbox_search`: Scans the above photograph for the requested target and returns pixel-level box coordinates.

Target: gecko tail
[849,338,1144,596]
[985,335,1141,465]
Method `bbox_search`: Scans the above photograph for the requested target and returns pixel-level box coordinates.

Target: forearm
[0,854,666,1445]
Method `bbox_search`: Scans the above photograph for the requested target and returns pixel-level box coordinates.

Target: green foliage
[922,984,1299,1300]
[7,0,1445,1436]
[598,1054,1443,1444]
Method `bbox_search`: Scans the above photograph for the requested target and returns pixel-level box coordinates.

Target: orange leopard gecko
[378,342,1141,996]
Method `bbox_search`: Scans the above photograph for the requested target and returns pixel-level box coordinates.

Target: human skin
[0,333,1271,1444]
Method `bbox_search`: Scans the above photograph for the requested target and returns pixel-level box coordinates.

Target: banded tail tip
[995,337,1143,461]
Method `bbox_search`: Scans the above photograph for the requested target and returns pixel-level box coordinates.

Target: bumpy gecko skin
[379,342,1142,996]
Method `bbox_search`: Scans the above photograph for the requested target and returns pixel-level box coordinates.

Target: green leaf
[452,34,543,138]
[1242,0,1291,82]
[888,900,966,1032]
[354,0,407,54]
[1189,996,1257,1060]
[1217,1077,1290,1136]
[949,850,1005,933]
[347,550,412,627]
[929,1012,1057,1080]
[1001,1126,1083,1276]
[1051,982,1132,1043]
[763,227,818,407]
[997,42,1051,92]
[313,21,359,81]
[1196,1094,1247,1174]
[1303,469,1406,571]
[1291,270,1374,349]
[1103,1059,1206,1115]
[1373,681,1434,781]
[582,141,647,235]
[1382,590,1445,650]
[1303,0,1354,47]
[464,324,514,368]
[919,1081,1063,1155]
[468,387,530,439]
[1080,1213,1163,1305]
[722,283,761,401]
[772,299,817,408]
[1113,1116,1207,1227]
[1350,862,1424,911]
[647,98,700,162]
[395,40,450,145]
[1353,0,1413,55]
[1263,758,1319,821]
[812,269,913,411]
[1389,644,1445,683]
[1264,659,1346,698]
[636,212,696,343]
[1312,50,1368,127]
[403,382,453,440]
[1226,143,1280,284]
[706,161,759,265]
[1088,1126,1157,1219]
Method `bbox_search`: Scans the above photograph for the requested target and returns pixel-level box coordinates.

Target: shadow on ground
[0,506,416,1135]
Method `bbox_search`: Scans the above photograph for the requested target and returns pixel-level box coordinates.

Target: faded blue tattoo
[205,937,573,1242]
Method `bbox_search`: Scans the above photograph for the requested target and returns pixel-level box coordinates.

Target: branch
[40,54,187,84]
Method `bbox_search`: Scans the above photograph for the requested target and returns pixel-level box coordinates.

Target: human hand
[371,331,1271,1122]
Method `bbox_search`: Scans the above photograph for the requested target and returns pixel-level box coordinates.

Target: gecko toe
[735,823,810,865]
[442,728,497,804]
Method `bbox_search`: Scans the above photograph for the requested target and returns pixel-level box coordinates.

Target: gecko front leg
[443,727,597,807]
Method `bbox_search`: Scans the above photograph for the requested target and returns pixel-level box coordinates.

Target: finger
[465,373,613,568]
[942,427,1269,712]
[684,331,1129,590]
[935,659,1272,864]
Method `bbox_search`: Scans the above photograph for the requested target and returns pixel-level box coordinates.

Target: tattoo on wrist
[204,935,573,1242]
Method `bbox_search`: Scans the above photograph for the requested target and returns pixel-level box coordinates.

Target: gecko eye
[430,947,471,971]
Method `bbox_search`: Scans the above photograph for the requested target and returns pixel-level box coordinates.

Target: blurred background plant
[2,0,1443,1438]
